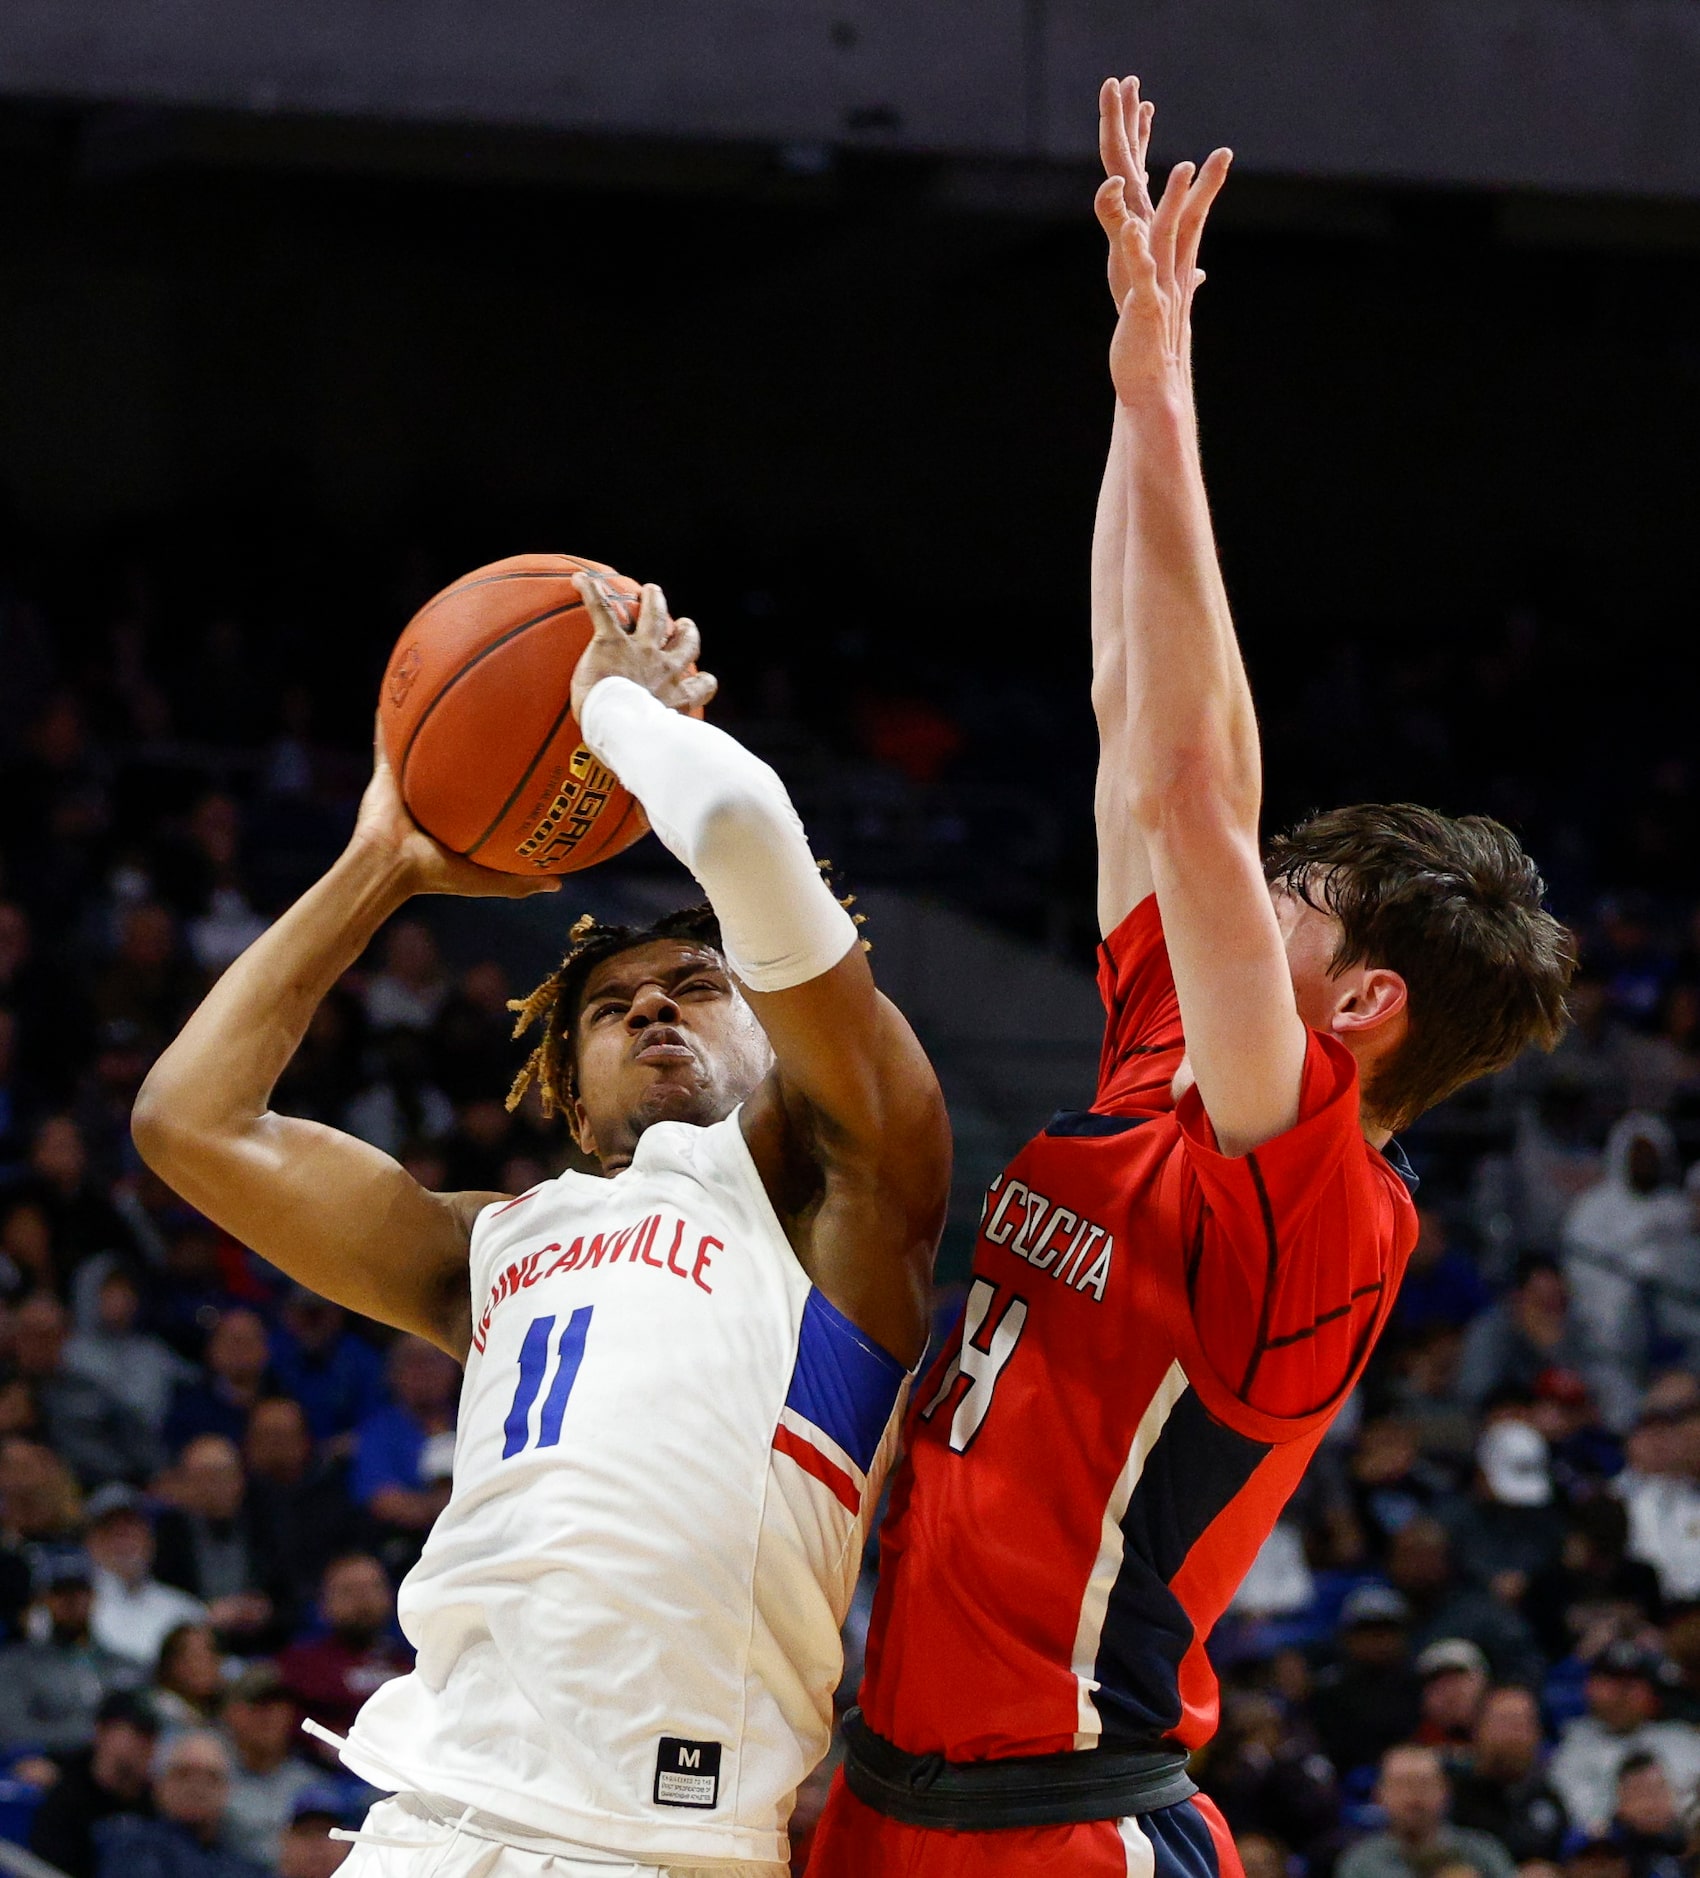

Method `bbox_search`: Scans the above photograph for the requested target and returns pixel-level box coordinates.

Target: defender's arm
[131,748,558,1359]
[1101,134,1309,1157]
[573,581,948,1366]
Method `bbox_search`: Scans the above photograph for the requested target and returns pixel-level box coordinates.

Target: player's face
[569,940,774,1170]
[1270,883,1348,1029]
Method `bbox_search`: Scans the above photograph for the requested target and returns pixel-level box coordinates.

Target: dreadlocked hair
[506,905,724,1119]
[505,866,868,1120]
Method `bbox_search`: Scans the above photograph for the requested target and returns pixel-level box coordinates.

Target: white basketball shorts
[332,1795,788,1878]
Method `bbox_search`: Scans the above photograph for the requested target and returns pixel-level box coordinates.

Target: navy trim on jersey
[1144,1790,1229,1878]
[1045,1111,1153,1137]
[1382,1138,1420,1194]
[784,1287,907,1473]
[1092,1386,1272,1735]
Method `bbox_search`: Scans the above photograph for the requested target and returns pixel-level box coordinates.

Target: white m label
[679,1748,700,1768]
[920,1277,1029,1453]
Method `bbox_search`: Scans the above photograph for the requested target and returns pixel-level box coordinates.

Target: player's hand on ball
[570,577,719,720]
[1107,141,1231,405]
[353,720,562,900]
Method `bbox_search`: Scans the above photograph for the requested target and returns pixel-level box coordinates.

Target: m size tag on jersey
[654,1737,721,1808]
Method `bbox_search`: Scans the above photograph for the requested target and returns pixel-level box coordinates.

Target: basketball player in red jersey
[807,78,1575,1878]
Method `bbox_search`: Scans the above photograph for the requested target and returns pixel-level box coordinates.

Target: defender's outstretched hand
[352,724,560,900]
[1107,138,1231,405]
[1096,75,1157,311]
[571,577,718,719]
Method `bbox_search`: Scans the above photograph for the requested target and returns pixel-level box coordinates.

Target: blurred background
[1,4,1698,1876]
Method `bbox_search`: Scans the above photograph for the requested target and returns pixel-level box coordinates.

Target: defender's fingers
[1099,77,1136,182]
[1095,175,1131,236]
[1175,149,1232,283]
[1151,160,1194,285]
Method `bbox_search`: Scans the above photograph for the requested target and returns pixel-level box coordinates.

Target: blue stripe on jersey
[537,1307,592,1449]
[784,1288,907,1474]
[1093,1387,1271,1736]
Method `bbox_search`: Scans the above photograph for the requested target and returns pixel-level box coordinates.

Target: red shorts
[805,1773,1243,1878]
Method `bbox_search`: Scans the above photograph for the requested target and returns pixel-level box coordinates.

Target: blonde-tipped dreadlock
[506,872,868,1120]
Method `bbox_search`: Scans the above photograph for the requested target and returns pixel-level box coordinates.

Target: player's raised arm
[1095,115,1317,1158]
[569,578,949,1366]
[130,741,560,1359]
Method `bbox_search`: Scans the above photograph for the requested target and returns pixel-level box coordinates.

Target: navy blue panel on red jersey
[1092,1387,1272,1738]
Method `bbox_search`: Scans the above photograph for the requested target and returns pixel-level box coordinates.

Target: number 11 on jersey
[503,1308,594,1458]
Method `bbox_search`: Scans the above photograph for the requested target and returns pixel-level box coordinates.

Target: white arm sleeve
[578,676,859,993]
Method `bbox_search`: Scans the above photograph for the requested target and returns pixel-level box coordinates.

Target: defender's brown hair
[1264,804,1574,1131]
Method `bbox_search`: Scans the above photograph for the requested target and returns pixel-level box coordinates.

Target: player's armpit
[740,947,950,1370]
[130,1099,490,1360]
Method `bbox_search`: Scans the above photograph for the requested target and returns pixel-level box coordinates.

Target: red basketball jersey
[858,895,1419,1761]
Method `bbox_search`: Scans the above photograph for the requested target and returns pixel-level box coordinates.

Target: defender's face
[1271,882,1348,1030]
[570,939,773,1168]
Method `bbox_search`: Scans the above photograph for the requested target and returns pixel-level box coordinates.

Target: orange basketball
[379,553,650,876]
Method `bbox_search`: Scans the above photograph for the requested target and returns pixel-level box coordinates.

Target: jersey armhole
[1150,1151,1400,1446]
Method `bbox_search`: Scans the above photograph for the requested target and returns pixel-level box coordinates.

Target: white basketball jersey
[338,1111,910,1867]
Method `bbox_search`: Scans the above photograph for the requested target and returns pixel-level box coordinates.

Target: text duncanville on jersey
[472,1211,721,1350]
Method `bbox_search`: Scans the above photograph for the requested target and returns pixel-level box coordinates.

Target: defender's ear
[1331,966,1408,1037]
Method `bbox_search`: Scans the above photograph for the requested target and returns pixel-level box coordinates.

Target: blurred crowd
[3,545,1700,1878]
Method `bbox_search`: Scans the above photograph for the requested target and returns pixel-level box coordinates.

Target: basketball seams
[410,561,605,623]
[462,682,586,865]
[394,597,585,790]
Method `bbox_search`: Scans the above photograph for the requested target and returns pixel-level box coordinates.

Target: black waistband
[840,1709,1198,1831]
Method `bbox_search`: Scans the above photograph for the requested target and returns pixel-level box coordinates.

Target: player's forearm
[579,678,856,993]
[133,839,412,1156]
[1111,392,1260,829]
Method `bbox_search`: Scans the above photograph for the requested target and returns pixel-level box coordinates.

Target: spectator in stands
[1199,1690,1340,1859]
[243,1398,362,1599]
[1459,1258,1635,1434]
[1385,1325,1478,1473]
[27,1688,160,1878]
[1566,1841,1634,1878]
[1450,1419,1569,1602]
[1414,1638,1492,1753]
[1233,1833,1291,1878]
[1336,1743,1517,1878]
[64,1261,193,1439]
[1450,1683,1570,1863]
[1547,1640,1700,1833]
[9,1290,160,1486]
[268,1289,384,1448]
[1394,1209,1492,1337]
[278,1552,409,1748]
[219,1662,321,1867]
[154,1433,282,1645]
[153,1619,226,1727]
[1616,1392,1700,1604]
[146,1225,241,1363]
[1386,1517,1546,1688]
[24,1112,138,1272]
[92,902,199,1057]
[1525,1497,1664,1668]
[0,1437,82,1633]
[1609,1752,1686,1878]
[93,1727,266,1878]
[0,1198,57,1301]
[276,1789,354,1878]
[361,919,449,1033]
[430,960,516,1104]
[165,1308,276,1453]
[1308,1583,1423,1777]
[85,1483,206,1667]
[1563,1116,1690,1388]
[352,1336,457,1561]
[0,1549,140,1755]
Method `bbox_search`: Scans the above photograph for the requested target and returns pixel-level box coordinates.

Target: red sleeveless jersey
[858,895,1418,1761]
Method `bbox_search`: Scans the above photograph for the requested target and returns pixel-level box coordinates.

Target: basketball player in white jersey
[131,579,951,1878]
